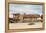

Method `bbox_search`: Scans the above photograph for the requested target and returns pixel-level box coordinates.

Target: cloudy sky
[9,4,43,18]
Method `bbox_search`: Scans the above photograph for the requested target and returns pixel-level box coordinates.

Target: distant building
[23,14,40,22]
[13,13,20,23]
[13,14,42,23]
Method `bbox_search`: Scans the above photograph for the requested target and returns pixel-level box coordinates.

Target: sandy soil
[9,22,43,29]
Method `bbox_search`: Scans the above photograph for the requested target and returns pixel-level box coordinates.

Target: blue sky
[9,4,43,17]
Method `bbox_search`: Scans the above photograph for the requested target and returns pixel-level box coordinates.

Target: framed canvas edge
[5,0,45,32]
